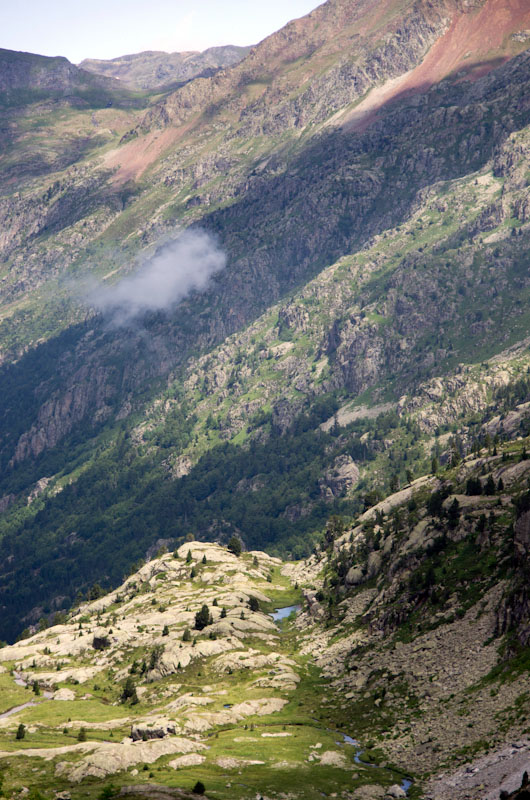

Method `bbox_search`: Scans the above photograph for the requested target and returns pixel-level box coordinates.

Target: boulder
[367,551,382,579]
[53,688,75,701]
[319,750,347,767]
[346,567,364,586]
[385,785,407,799]
[168,753,205,769]
[130,719,178,741]
[216,756,264,768]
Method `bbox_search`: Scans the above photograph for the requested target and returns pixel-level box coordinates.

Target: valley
[1,0,530,796]
[2,433,530,798]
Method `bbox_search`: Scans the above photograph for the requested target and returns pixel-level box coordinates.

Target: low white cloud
[89,229,226,326]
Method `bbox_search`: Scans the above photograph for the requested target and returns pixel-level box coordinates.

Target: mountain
[1,433,530,799]
[0,48,120,96]
[79,46,252,90]
[0,0,529,753]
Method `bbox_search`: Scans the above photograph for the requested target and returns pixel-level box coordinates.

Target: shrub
[98,785,117,800]
[16,723,25,740]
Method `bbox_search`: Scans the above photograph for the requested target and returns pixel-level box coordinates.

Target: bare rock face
[55,737,206,781]
[320,455,360,498]
[0,495,14,514]
[277,303,310,335]
[27,477,51,505]
[514,511,530,559]
[496,510,530,648]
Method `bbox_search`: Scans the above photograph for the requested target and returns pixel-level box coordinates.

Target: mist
[89,229,226,326]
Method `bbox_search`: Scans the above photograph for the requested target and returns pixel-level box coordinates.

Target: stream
[0,700,38,720]
[4,614,413,795]
[271,608,413,796]
[337,733,412,795]
[0,672,54,720]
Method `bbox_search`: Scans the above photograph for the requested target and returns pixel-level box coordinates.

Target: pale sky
[3,1,323,64]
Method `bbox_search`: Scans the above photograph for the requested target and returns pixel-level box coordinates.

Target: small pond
[269,604,301,622]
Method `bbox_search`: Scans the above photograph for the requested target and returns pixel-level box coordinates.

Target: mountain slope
[0,0,529,643]
[2,435,530,798]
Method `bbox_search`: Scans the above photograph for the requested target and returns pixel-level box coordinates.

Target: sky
[3,1,322,64]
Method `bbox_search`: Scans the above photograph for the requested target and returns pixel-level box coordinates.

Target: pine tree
[227,535,242,557]
[484,475,496,495]
[194,605,210,630]
[16,724,25,740]
[78,727,87,742]
[121,677,136,702]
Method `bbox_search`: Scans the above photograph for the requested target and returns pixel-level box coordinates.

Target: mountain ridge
[79,45,252,91]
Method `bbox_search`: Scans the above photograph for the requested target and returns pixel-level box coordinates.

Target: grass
[0,548,417,799]
[0,672,32,714]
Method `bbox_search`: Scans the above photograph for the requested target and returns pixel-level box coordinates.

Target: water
[336,733,374,766]
[336,731,412,795]
[11,672,54,700]
[0,701,36,719]
[270,604,301,621]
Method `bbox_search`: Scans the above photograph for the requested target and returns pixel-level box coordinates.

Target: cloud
[89,229,226,326]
